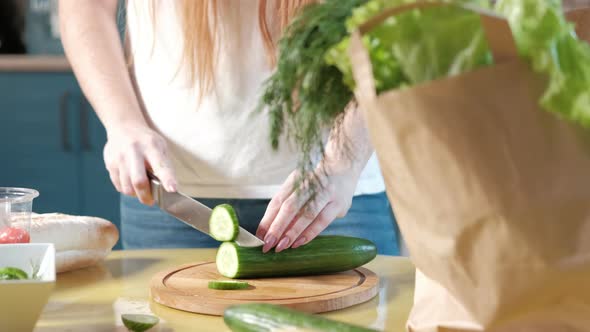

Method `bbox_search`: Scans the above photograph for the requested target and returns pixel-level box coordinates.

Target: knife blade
[149,174,264,248]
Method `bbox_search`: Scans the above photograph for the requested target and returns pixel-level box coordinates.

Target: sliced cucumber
[209,204,240,241]
[217,242,240,278]
[0,267,29,280]
[121,314,159,332]
[216,235,377,279]
[208,280,250,290]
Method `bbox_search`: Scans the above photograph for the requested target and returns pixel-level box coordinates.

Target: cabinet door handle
[59,91,71,152]
[80,97,91,151]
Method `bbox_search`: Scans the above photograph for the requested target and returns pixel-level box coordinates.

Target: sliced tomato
[0,227,30,244]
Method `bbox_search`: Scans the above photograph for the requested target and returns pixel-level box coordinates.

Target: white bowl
[0,243,55,332]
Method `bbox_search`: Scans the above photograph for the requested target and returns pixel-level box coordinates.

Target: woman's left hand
[256,164,360,253]
[257,103,373,253]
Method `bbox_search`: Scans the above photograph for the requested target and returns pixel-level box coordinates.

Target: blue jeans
[120,192,400,255]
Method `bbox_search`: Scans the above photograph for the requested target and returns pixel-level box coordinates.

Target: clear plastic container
[0,188,39,244]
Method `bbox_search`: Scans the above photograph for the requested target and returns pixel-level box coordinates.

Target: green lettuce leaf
[325,0,492,93]
[496,0,590,127]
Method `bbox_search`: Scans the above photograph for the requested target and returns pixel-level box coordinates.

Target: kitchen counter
[0,55,70,72]
[34,249,415,331]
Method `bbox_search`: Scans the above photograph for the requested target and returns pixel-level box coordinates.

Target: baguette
[14,213,119,273]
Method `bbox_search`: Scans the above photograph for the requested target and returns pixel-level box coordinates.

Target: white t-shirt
[126,0,385,199]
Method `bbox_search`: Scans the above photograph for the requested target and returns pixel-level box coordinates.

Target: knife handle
[147,170,159,181]
[147,170,162,205]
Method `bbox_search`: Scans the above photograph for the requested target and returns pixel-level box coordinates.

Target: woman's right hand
[103,125,177,205]
[60,0,176,205]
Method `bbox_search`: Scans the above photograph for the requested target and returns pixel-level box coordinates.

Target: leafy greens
[261,0,590,190]
[496,0,590,126]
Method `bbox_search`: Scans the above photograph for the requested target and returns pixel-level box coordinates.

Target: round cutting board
[150,261,379,316]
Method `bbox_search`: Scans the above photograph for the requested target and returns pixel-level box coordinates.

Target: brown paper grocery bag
[349,3,590,332]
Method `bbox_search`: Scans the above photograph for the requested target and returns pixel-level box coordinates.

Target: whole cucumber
[216,235,377,279]
[224,303,379,332]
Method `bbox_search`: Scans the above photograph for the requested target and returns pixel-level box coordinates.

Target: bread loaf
[15,213,119,273]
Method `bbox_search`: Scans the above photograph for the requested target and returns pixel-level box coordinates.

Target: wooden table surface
[34,249,415,332]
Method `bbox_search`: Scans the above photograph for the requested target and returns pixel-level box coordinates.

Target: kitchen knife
[148,173,264,248]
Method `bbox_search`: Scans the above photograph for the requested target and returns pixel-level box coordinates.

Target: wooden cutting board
[150,261,379,316]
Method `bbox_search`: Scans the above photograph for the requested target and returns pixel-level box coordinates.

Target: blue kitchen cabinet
[0,72,120,247]
[0,73,81,214]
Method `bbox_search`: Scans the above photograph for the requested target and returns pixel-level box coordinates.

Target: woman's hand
[61,0,174,205]
[256,102,374,253]
[103,125,177,205]
[256,163,361,253]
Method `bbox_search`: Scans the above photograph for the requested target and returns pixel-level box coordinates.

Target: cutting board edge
[149,261,380,316]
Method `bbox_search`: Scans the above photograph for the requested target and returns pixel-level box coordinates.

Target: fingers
[108,169,122,193]
[103,128,177,206]
[276,192,330,252]
[261,188,314,253]
[127,148,153,205]
[256,172,297,240]
[118,165,135,197]
[256,198,281,241]
[104,145,122,192]
[145,147,177,192]
[291,202,341,249]
[106,163,122,193]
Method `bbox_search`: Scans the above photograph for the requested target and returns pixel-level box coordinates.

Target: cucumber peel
[0,267,29,280]
[209,204,240,242]
[224,303,378,332]
[121,314,159,332]
[208,280,250,290]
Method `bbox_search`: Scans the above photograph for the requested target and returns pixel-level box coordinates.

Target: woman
[58,0,400,255]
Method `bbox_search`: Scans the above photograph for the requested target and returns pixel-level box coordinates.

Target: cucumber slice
[209,204,240,241]
[0,267,29,280]
[121,314,159,332]
[217,242,240,278]
[208,280,250,290]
